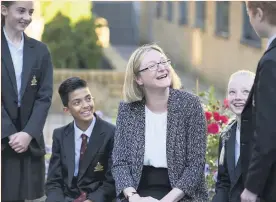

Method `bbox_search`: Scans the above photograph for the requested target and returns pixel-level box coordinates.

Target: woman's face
[135,49,172,91]
[227,74,254,115]
[1,1,34,32]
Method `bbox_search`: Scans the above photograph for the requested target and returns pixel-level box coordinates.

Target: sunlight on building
[95,17,110,48]
[192,29,203,67]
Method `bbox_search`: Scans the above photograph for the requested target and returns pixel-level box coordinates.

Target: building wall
[139,1,267,89]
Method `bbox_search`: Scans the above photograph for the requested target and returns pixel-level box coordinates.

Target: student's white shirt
[3,27,24,106]
[73,116,96,176]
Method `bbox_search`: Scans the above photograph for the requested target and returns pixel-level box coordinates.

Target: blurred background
[24,0,266,163]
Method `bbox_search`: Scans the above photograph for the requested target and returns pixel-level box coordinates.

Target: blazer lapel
[166,89,181,180]
[226,123,237,183]
[233,157,242,185]
[20,33,35,98]
[63,122,75,187]
[1,29,18,96]
[78,117,105,181]
[131,100,146,185]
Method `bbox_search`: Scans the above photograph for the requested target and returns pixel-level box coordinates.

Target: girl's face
[227,74,254,116]
[1,1,34,33]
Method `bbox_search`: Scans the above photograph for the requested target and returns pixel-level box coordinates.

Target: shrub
[42,12,78,69]
[42,9,102,69]
[73,17,102,69]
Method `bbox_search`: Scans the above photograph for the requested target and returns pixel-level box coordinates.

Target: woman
[212,70,255,202]
[111,44,208,202]
[1,1,53,201]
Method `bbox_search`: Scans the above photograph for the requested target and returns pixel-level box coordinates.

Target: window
[156,2,162,18]
[216,1,229,37]
[195,1,205,30]
[241,3,261,48]
[179,1,188,25]
[167,1,173,22]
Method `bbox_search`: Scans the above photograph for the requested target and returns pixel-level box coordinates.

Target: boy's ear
[63,107,71,115]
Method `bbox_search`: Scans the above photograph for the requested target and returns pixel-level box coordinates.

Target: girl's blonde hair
[228,70,255,88]
[123,43,182,103]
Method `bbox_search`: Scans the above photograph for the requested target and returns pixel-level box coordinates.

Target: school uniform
[212,120,244,202]
[45,114,116,202]
[1,27,53,201]
[240,35,276,202]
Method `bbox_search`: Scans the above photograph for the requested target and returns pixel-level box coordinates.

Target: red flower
[224,98,229,108]
[205,111,212,121]
[213,112,220,121]
[220,115,229,124]
[207,123,220,134]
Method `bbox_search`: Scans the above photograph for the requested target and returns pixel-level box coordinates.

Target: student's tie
[79,134,88,165]
[74,134,88,202]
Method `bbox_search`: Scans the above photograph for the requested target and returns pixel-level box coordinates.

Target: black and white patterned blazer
[111,89,208,202]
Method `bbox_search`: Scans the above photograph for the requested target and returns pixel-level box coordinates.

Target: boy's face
[64,87,95,122]
[246,3,267,38]
[227,74,254,116]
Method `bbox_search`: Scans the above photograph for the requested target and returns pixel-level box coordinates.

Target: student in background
[1,1,53,201]
[241,2,276,202]
[45,77,116,202]
[212,70,255,202]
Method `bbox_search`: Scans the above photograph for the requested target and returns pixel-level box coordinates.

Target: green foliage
[41,11,102,69]
[42,12,77,69]
[73,18,102,69]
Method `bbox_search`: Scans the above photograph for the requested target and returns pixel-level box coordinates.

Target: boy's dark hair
[1,1,14,25]
[58,77,87,107]
[247,1,276,26]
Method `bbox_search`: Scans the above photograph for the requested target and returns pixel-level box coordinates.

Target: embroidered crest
[94,162,104,172]
[31,75,37,86]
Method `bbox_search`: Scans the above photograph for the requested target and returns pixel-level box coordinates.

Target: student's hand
[241,188,258,202]
[8,133,17,142]
[84,200,92,202]
[141,197,159,202]
[9,132,32,153]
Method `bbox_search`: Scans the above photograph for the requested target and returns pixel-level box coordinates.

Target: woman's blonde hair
[123,43,182,103]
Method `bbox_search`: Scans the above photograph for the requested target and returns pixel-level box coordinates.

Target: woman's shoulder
[171,88,200,102]
[118,100,142,113]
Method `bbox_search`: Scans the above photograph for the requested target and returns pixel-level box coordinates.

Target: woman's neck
[144,87,169,113]
[4,25,23,45]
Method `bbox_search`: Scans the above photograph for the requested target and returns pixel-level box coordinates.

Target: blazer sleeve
[111,102,135,199]
[245,60,276,194]
[87,128,116,202]
[212,137,230,202]
[174,96,207,198]
[1,104,17,139]
[22,45,53,144]
[45,129,65,202]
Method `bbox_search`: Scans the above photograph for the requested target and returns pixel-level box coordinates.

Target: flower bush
[198,86,233,198]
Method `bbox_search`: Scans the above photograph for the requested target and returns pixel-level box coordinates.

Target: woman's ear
[135,75,143,86]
